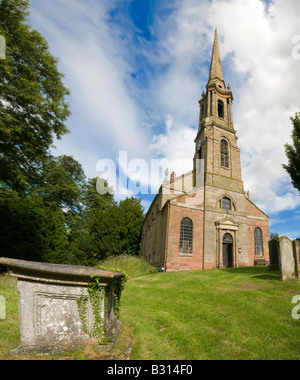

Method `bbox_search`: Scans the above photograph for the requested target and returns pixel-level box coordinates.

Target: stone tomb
[0,258,123,353]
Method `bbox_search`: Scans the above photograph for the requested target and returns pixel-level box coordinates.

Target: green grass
[98,254,157,279]
[120,266,300,360]
[1,259,300,360]
[0,274,20,357]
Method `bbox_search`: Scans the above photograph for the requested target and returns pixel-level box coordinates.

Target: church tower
[194,29,243,195]
[141,29,270,272]
[193,28,265,269]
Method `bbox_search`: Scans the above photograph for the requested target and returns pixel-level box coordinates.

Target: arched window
[219,196,236,211]
[221,139,229,168]
[180,218,193,254]
[254,227,263,256]
[218,100,224,119]
[222,197,232,211]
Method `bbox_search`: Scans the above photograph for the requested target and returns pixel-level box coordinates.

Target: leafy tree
[68,179,145,265]
[38,155,86,211]
[283,113,300,194]
[0,195,68,263]
[270,233,280,241]
[118,197,144,256]
[0,0,70,191]
[67,178,116,265]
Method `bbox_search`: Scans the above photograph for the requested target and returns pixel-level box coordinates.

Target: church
[141,30,270,272]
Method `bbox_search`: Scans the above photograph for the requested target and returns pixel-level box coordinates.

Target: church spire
[197,29,234,134]
[208,29,224,86]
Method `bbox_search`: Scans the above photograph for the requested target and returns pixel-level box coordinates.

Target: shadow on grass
[221,266,281,281]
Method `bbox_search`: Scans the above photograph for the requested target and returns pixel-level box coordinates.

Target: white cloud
[29,0,150,178]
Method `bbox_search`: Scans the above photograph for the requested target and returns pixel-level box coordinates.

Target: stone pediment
[216,217,239,231]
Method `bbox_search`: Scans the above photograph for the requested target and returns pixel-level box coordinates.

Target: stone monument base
[0,258,124,354]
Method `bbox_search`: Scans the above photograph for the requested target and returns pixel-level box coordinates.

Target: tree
[118,197,144,256]
[0,0,70,191]
[68,178,117,265]
[283,113,300,194]
[68,179,145,265]
[270,233,279,241]
[39,155,86,211]
[0,195,68,263]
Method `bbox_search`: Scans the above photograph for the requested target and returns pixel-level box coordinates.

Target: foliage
[68,179,145,265]
[0,195,68,262]
[77,272,128,345]
[38,155,86,211]
[87,278,106,342]
[118,197,145,256]
[0,0,70,192]
[283,113,300,194]
[270,232,280,241]
[0,153,86,264]
[96,267,128,317]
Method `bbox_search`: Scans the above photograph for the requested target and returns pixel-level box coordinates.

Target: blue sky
[28,0,300,239]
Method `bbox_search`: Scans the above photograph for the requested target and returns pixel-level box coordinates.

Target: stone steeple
[197,29,234,132]
[194,29,243,192]
[208,28,225,89]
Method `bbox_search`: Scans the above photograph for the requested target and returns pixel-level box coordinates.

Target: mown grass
[98,254,157,279]
[1,258,300,360]
[0,274,20,357]
[120,266,300,360]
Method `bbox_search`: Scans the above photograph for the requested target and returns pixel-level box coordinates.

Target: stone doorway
[223,233,234,268]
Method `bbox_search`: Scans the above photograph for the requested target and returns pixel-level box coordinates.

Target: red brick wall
[165,204,204,272]
[246,200,270,265]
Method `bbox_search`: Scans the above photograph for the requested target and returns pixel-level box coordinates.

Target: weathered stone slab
[0,258,123,353]
[293,239,300,278]
[279,237,296,281]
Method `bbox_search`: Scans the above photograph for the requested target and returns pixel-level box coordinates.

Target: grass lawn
[0,274,20,357]
[120,266,300,360]
[0,261,300,360]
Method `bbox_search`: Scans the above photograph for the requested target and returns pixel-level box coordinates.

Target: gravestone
[268,239,280,271]
[279,236,296,281]
[293,239,300,278]
[0,258,123,353]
